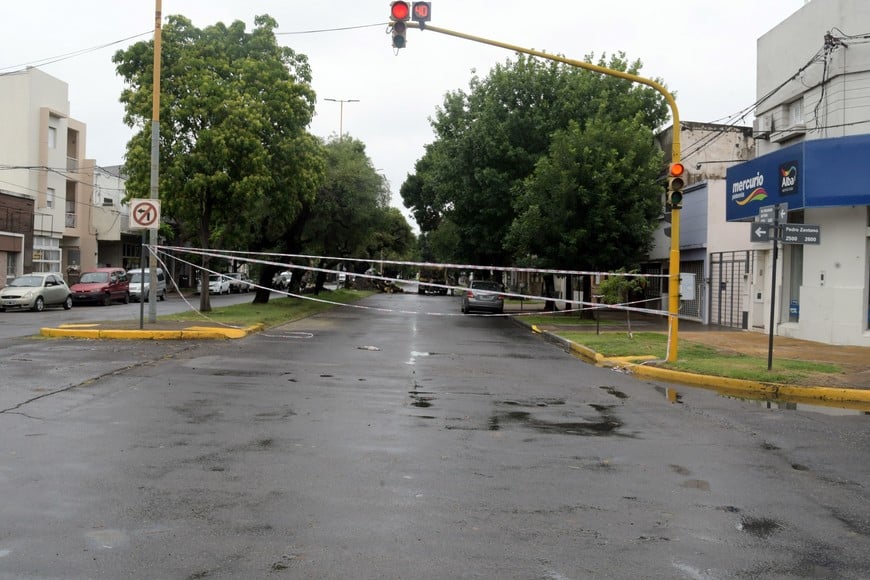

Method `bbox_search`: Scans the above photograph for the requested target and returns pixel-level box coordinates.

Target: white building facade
[727,0,870,346]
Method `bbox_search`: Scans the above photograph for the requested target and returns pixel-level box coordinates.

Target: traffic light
[412,2,432,23]
[390,1,410,20]
[667,162,686,209]
[390,1,410,49]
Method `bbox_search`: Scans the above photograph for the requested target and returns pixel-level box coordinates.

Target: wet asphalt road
[1,291,869,579]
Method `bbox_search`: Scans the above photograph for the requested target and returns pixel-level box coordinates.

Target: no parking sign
[129,199,161,230]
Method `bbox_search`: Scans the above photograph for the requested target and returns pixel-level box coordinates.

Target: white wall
[782,206,870,344]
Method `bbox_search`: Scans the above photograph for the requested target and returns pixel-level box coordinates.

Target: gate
[709,250,753,329]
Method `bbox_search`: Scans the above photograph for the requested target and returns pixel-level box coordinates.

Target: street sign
[781,224,821,245]
[758,202,787,225]
[758,205,776,224]
[751,224,773,242]
[129,199,161,230]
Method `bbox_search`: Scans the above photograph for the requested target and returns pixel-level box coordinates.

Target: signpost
[756,202,822,370]
[129,199,161,329]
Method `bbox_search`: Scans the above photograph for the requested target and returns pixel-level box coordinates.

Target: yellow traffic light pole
[406,22,683,361]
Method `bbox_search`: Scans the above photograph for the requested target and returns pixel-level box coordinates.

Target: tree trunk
[543,273,559,312]
[253,264,281,304]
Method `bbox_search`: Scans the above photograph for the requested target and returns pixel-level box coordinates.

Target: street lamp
[324,98,359,141]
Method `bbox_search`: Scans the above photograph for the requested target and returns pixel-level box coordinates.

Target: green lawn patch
[163,289,372,328]
[556,331,841,385]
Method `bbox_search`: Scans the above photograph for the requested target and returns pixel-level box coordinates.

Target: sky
[1,0,809,230]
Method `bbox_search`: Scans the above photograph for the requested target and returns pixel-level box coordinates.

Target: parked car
[128,268,167,302]
[69,267,129,306]
[196,274,231,295]
[0,273,73,312]
[225,272,252,293]
[460,280,505,314]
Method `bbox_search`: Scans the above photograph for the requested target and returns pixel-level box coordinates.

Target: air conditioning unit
[753,115,772,139]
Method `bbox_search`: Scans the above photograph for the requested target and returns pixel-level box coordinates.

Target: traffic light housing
[667,162,686,209]
[412,2,432,23]
[390,1,410,48]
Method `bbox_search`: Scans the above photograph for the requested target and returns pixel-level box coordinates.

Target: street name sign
[758,205,776,224]
[781,224,821,245]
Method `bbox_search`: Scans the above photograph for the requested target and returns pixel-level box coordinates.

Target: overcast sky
[2,1,808,229]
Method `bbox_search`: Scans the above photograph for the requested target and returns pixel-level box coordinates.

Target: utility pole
[324,98,359,142]
[148,0,162,322]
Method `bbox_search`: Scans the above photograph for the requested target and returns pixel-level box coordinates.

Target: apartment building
[0,68,129,286]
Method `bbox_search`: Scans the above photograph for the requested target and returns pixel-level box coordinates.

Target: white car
[197,274,231,295]
[0,273,73,312]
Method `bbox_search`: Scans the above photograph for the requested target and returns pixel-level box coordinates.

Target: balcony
[65,213,77,228]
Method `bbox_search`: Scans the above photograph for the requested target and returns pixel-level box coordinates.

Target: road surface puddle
[656,385,870,415]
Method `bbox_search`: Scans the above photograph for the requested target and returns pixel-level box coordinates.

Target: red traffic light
[668,162,686,190]
[412,2,431,22]
[390,1,410,21]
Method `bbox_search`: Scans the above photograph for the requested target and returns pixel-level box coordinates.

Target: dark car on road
[460,280,505,314]
[70,267,130,306]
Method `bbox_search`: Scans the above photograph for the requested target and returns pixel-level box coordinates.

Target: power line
[0,31,153,74]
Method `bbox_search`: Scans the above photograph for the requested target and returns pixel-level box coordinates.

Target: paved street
[1,291,869,579]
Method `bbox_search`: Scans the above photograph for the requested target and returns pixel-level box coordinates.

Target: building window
[46,187,55,209]
[32,236,61,273]
[6,252,16,279]
[48,126,57,149]
[788,99,803,127]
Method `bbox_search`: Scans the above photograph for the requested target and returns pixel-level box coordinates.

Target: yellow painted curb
[568,342,606,363]
[40,324,263,340]
[622,360,870,404]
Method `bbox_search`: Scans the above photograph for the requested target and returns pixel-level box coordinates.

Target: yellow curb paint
[41,324,263,340]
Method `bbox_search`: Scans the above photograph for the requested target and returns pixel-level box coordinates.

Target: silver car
[0,273,73,312]
[460,280,505,314]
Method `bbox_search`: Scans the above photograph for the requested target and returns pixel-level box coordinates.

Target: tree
[597,269,648,338]
[506,115,665,272]
[401,52,670,271]
[114,14,322,310]
[292,138,415,293]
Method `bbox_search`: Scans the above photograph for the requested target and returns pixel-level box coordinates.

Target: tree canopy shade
[114,14,323,309]
[401,52,671,270]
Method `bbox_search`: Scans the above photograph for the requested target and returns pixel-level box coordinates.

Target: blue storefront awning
[725,133,870,221]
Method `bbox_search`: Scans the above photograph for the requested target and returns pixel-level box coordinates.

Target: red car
[70,267,130,306]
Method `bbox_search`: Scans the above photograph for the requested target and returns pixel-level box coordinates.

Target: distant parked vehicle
[70,267,129,306]
[225,272,252,293]
[0,273,73,312]
[196,274,231,295]
[460,280,505,314]
[128,268,167,302]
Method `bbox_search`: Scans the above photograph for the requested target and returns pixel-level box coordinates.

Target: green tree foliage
[303,138,413,290]
[114,14,322,309]
[505,115,664,270]
[401,52,670,270]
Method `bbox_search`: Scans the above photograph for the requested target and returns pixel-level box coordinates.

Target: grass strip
[556,331,841,385]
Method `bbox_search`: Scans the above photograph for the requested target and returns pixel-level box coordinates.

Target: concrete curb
[40,324,265,340]
[530,325,870,405]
